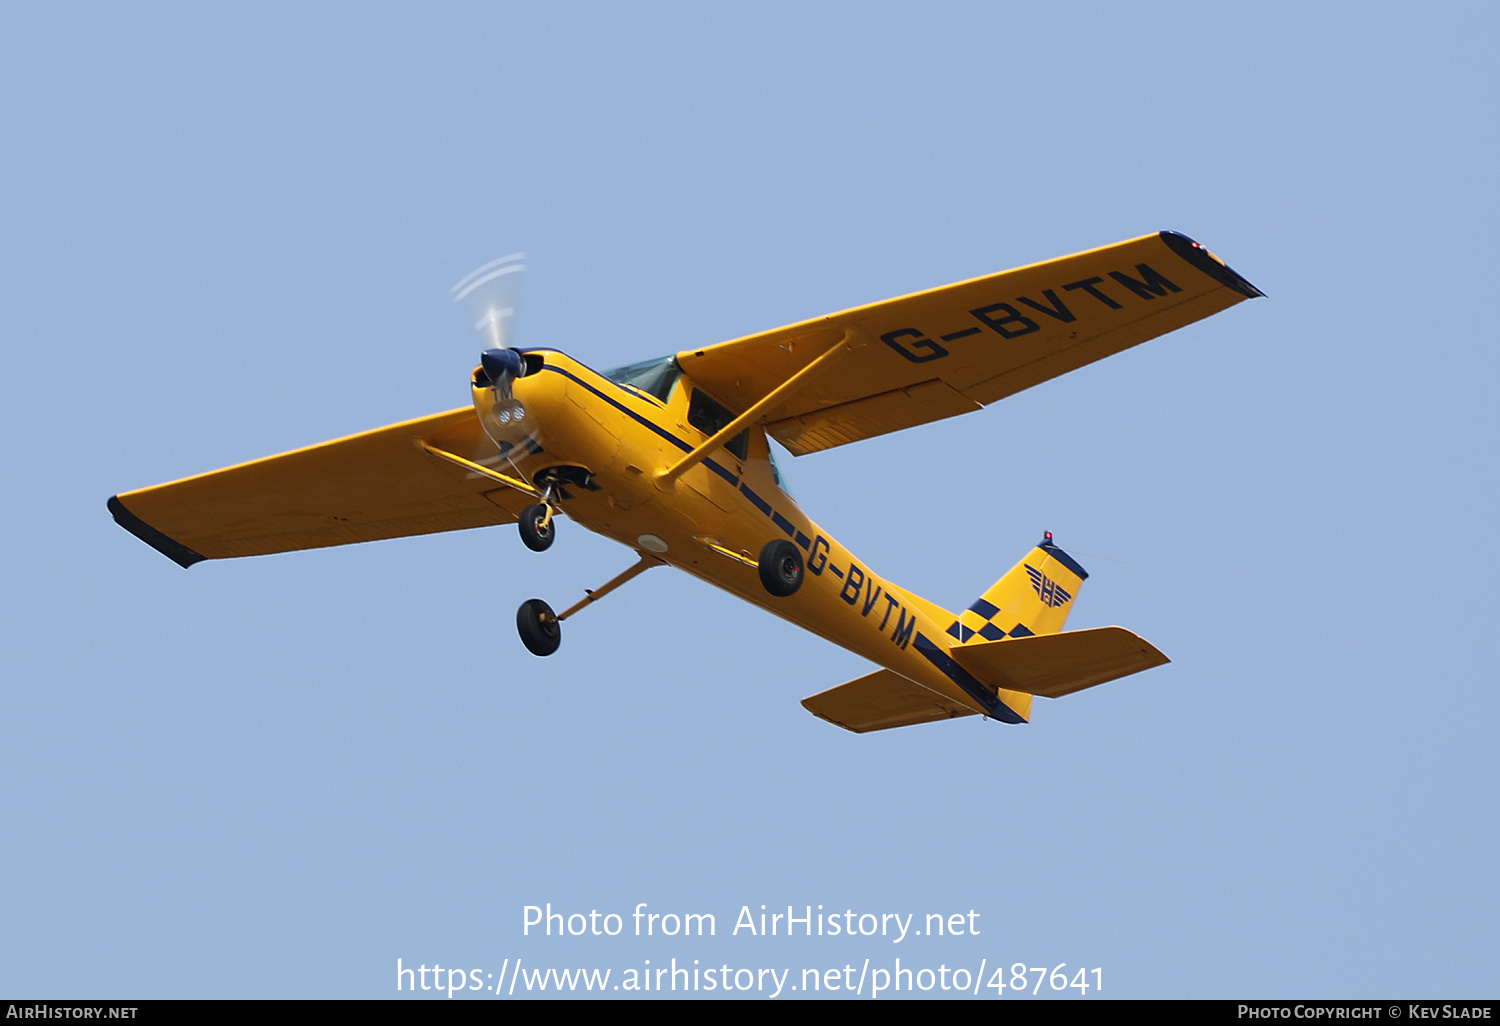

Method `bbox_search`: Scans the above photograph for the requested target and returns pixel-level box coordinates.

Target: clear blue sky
[3,1,1496,999]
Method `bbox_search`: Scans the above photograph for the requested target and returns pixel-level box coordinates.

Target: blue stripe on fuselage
[913,632,1025,724]
[540,364,742,487]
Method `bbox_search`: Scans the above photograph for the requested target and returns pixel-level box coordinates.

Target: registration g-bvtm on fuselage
[110,232,1261,732]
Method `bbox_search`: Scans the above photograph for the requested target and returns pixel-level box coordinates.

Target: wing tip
[107,495,207,569]
[1159,230,1265,299]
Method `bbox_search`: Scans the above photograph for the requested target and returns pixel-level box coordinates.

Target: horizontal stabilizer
[950,626,1168,699]
[802,669,978,733]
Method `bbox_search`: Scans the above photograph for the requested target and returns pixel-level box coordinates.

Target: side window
[688,389,749,461]
[768,443,792,496]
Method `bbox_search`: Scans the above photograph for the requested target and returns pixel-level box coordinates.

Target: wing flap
[768,378,982,456]
[679,232,1260,452]
[802,668,978,733]
[111,407,534,564]
[950,626,1169,699]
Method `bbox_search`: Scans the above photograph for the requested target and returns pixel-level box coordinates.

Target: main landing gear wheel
[518,504,555,552]
[758,539,804,597]
[516,598,561,656]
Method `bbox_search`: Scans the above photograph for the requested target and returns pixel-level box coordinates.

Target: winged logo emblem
[1024,564,1073,608]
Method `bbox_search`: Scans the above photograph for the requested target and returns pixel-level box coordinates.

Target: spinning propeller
[452,254,542,454]
[453,253,524,352]
[451,253,561,558]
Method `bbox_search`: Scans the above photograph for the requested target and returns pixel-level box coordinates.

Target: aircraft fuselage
[499,350,1030,723]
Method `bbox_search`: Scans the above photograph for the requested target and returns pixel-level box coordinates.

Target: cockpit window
[604,355,682,403]
[688,388,749,462]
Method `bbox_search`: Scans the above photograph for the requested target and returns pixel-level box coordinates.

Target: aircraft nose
[481,348,524,382]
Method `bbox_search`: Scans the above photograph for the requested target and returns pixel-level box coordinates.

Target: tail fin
[945,532,1089,643]
[930,535,1166,719]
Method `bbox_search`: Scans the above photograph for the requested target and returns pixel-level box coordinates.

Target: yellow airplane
[109,231,1260,732]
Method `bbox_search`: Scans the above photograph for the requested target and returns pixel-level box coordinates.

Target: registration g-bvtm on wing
[110,232,1261,733]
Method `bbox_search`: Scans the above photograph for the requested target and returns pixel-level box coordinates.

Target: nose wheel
[518,503,556,552]
[518,482,561,552]
[516,598,561,656]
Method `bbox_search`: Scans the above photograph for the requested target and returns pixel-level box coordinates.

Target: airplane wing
[109,407,533,567]
[677,231,1262,455]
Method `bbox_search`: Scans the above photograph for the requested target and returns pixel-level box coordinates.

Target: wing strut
[656,326,861,487]
[416,440,540,498]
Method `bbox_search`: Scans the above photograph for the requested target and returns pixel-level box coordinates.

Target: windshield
[769,441,792,496]
[604,355,682,403]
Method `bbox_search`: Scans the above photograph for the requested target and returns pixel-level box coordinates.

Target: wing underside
[677,231,1261,454]
[111,407,533,566]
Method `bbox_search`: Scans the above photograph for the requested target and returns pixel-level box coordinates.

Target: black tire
[516,599,561,656]
[518,504,555,552]
[758,539,804,597]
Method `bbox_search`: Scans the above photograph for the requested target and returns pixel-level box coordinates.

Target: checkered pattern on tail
[944,537,1088,645]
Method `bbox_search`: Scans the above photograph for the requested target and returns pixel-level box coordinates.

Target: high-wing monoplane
[110,232,1260,732]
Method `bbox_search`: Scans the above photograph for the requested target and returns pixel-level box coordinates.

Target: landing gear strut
[514,554,662,657]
